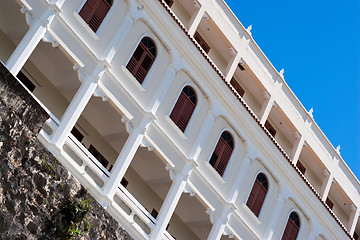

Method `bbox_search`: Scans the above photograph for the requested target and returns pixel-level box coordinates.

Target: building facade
[0,0,359,239]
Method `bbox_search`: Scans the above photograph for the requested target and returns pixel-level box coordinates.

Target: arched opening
[209,131,233,176]
[170,86,197,132]
[79,0,113,32]
[282,211,300,240]
[246,173,268,217]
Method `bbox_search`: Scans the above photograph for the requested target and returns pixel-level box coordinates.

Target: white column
[51,66,104,148]
[102,117,151,199]
[263,194,285,240]
[149,163,194,240]
[259,94,275,125]
[207,207,232,240]
[224,48,240,82]
[103,12,135,63]
[187,2,205,36]
[188,110,216,161]
[146,62,179,113]
[290,132,305,165]
[6,8,55,76]
[348,205,360,235]
[226,154,253,203]
[320,170,334,201]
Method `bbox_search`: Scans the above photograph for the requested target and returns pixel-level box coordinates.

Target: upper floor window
[230,77,245,97]
[209,131,233,176]
[194,31,210,54]
[265,120,276,137]
[164,0,174,7]
[126,37,157,84]
[246,173,268,217]
[79,0,112,32]
[282,212,300,240]
[170,86,197,132]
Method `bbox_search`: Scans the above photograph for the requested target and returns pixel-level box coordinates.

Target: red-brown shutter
[164,0,173,7]
[170,91,196,132]
[194,32,210,54]
[126,41,155,84]
[246,179,267,217]
[79,0,111,32]
[210,138,231,176]
[230,77,245,97]
[282,217,299,240]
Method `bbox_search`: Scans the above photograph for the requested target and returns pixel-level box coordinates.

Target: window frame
[126,37,157,84]
[281,211,300,240]
[169,86,197,132]
[246,173,268,217]
[209,131,234,177]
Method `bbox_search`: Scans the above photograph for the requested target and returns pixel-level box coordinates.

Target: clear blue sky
[225,0,360,179]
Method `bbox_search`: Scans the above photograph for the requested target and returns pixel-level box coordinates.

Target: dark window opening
[120,177,128,188]
[17,71,36,92]
[151,209,158,219]
[265,120,276,137]
[209,131,233,176]
[170,86,196,132]
[282,212,300,240]
[246,173,268,217]
[354,232,359,240]
[325,197,334,210]
[296,161,306,175]
[238,63,245,71]
[71,127,84,142]
[164,0,173,7]
[88,144,109,168]
[126,37,156,84]
[194,31,210,54]
[230,77,245,97]
[79,0,112,32]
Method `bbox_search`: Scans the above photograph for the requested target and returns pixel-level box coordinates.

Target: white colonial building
[0,0,359,239]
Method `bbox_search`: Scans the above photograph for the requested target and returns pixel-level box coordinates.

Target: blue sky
[225,0,360,179]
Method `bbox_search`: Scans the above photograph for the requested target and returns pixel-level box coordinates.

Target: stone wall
[0,63,133,240]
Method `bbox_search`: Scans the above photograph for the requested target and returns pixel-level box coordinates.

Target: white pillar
[6,8,55,76]
[259,94,275,125]
[103,12,135,63]
[348,205,360,235]
[149,163,194,240]
[102,117,151,199]
[224,49,241,83]
[187,2,205,37]
[51,66,104,148]
[320,170,334,201]
[188,110,216,161]
[264,194,286,240]
[207,207,232,240]
[226,154,253,203]
[290,132,305,165]
[146,61,179,113]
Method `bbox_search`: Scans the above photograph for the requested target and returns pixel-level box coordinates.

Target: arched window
[170,86,197,132]
[282,212,300,240]
[126,37,157,84]
[79,0,112,32]
[246,173,268,217]
[209,131,233,176]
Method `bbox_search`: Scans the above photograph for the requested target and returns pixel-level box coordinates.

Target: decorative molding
[140,138,153,151]
[279,68,285,78]
[224,226,234,238]
[93,87,109,102]
[42,32,58,48]
[335,145,341,155]
[183,183,195,196]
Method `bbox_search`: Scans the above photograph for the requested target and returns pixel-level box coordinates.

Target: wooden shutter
[282,214,299,240]
[230,77,245,97]
[79,0,111,32]
[126,40,155,84]
[246,179,267,217]
[265,120,276,137]
[164,0,173,7]
[170,91,195,132]
[296,161,306,174]
[325,197,334,210]
[17,71,36,92]
[194,31,210,54]
[209,137,232,176]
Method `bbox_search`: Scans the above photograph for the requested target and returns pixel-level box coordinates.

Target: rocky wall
[0,63,133,240]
